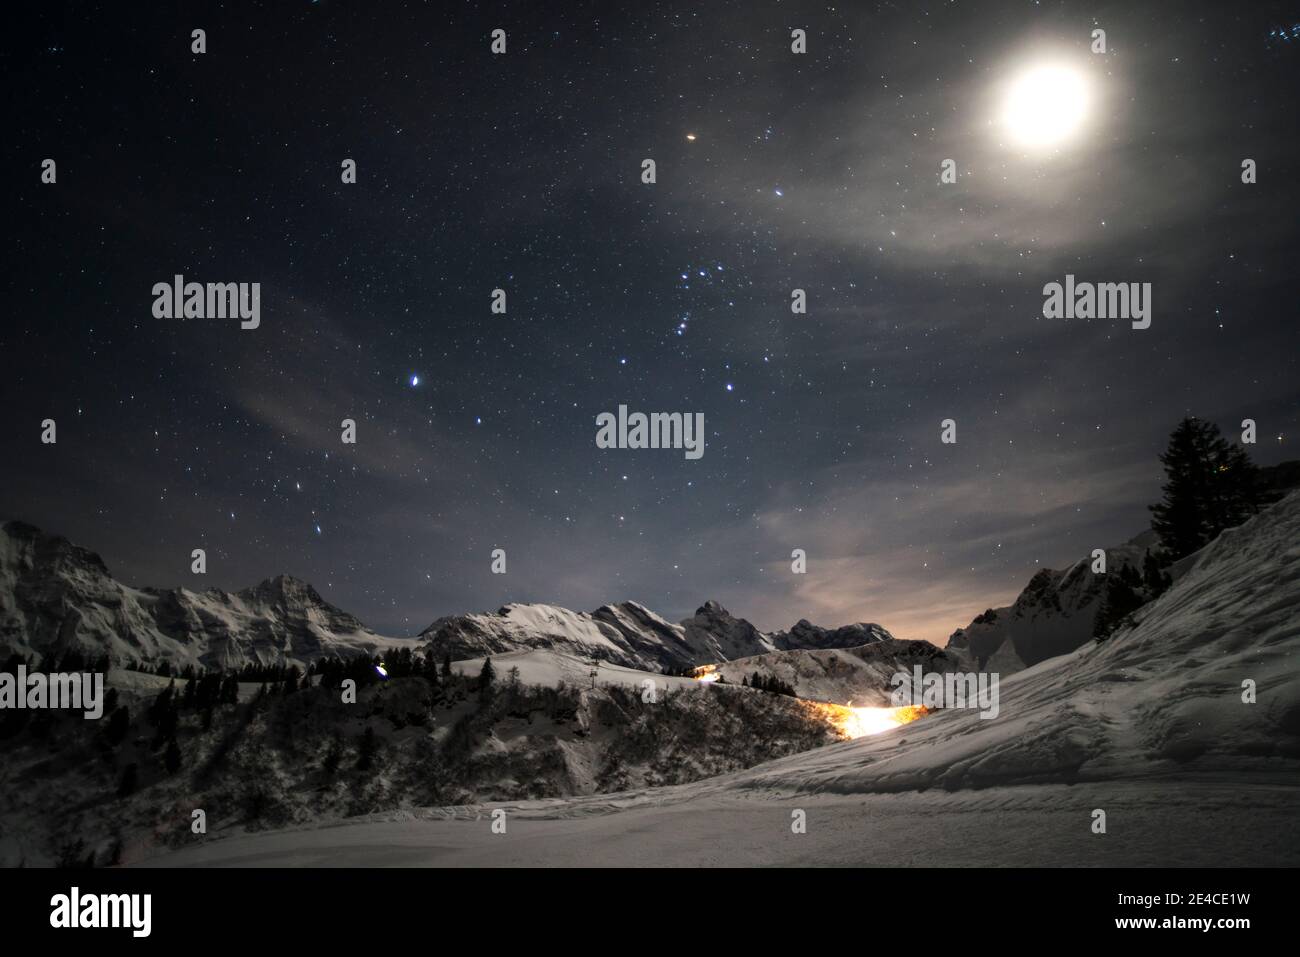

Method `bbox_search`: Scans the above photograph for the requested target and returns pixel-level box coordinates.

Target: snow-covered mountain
[1,519,897,677]
[420,601,700,672]
[137,490,1300,869]
[420,598,894,673]
[775,617,893,651]
[945,532,1159,672]
[677,600,770,660]
[0,520,407,670]
[679,600,892,660]
[949,461,1300,675]
[741,488,1300,794]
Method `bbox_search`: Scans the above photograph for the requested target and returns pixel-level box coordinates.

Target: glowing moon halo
[1000,63,1090,149]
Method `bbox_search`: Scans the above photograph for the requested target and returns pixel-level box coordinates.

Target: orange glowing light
[803,702,929,739]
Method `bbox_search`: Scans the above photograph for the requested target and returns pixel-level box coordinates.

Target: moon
[1001,63,1090,149]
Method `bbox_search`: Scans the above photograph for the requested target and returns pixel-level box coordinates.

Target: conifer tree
[1150,417,1259,560]
[478,657,496,702]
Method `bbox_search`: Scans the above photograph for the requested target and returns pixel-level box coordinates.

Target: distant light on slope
[688,666,926,734]
[807,702,929,738]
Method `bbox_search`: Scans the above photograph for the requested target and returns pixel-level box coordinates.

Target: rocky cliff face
[0,520,405,670]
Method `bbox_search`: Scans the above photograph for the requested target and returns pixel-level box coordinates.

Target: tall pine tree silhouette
[477,657,496,702]
[1150,417,1258,561]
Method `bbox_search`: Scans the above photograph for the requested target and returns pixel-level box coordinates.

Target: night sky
[4,2,1297,645]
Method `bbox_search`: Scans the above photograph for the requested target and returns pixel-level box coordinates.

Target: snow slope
[453,639,947,709]
[134,781,1300,867]
[448,648,704,693]
[733,490,1300,794]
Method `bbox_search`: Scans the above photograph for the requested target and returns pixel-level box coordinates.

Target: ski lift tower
[589,655,599,689]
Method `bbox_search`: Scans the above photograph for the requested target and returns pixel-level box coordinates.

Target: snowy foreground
[136,781,1299,867]
[139,493,1300,867]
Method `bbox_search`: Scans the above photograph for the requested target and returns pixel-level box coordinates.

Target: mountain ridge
[0,519,895,674]
[0,520,403,671]
[417,598,894,673]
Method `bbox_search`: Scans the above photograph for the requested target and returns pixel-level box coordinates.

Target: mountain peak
[694,599,734,618]
[2,519,112,578]
[240,573,323,604]
[778,618,892,651]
